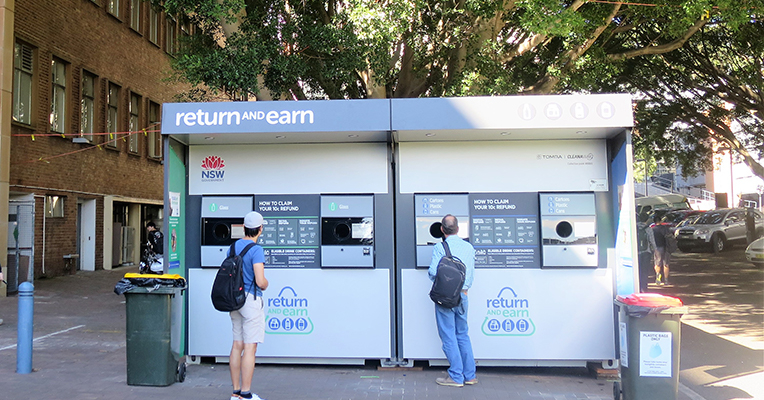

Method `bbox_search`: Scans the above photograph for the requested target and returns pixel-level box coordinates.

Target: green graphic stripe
[265,316,314,335]
[263,246,319,249]
[264,216,319,219]
[481,317,536,336]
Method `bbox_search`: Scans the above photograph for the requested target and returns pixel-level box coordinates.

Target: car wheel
[712,233,725,254]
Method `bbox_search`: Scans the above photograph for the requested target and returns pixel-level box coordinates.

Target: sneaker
[230,395,241,400]
[242,394,265,400]
[465,378,478,385]
[436,377,464,387]
[655,273,663,285]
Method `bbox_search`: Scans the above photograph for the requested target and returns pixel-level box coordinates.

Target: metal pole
[17,281,34,374]
[730,150,734,207]
[644,159,648,197]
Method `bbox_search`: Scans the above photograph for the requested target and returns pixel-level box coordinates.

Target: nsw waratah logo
[201,156,225,181]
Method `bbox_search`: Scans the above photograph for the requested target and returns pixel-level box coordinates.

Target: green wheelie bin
[614,293,688,400]
[120,274,187,386]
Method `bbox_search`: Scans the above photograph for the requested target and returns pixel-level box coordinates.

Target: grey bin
[614,294,688,400]
[124,286,185,386]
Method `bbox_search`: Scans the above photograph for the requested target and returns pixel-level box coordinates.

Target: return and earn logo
[482,287,536,336]
[265,286,314,335]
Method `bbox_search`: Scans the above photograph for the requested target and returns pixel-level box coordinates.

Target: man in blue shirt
[229,212,269,400]
[429,214,477,387]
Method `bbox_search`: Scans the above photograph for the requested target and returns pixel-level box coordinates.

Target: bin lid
[124,273,184,280]
[615,293,683,307]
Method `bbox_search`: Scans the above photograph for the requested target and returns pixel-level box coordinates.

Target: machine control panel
[540,192,597,267]
[200,196,254,267]
[414,193,540,268]
[320,195,374,268]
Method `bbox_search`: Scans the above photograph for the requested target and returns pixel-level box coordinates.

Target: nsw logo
[482,287,536,336]
[265,286,313,335]
[201,155,225,181]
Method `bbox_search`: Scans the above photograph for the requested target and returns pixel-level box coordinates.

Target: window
[148,5,159,44]
[180,17,192,51]
[148,101,161,158]
[80,71,97,142]
[129,93,140,153]
[166,16,177,54]
[46,196,65,218]
[107,83,120,148]
[107,0,120,18]
[130,0,141,31]
[13,41,34,125]
[50,58,67,133]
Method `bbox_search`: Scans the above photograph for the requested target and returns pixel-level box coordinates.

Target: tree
[601,19,763,179]
[159,0,746,99]
[157,0,761,178]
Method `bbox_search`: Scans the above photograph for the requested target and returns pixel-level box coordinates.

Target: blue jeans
[435,292,476,384]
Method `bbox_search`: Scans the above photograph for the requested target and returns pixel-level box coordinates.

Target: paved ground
[647,248,764,400]
[0,247,761,400]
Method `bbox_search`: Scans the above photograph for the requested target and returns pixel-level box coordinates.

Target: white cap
[243,211,264,228]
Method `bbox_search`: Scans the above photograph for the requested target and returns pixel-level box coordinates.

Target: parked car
[675,208,764,253]
[659,209,705,234]
[745,237,764,265]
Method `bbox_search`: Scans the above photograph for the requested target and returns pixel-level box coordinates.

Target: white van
[636,194,692,221]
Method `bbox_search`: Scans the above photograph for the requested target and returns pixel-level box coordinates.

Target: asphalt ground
[648,247,764,400]
[0,247,761,400]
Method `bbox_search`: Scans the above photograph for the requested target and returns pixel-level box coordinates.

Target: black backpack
[429,241,466,309]
[211,241,256,312]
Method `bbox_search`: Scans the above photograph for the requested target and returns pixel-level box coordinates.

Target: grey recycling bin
[614,293,688,400]
[122,275,186,386]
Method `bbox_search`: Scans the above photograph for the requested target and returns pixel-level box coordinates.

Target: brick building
[1,0,190,292]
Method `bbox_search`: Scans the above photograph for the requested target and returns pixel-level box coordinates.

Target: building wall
[8,0,188,278]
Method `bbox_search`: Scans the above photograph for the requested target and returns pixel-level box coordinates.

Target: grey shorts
[230,293,265,344]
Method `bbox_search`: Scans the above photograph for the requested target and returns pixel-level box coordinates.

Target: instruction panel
[256,195,320,268]
[470,193,540,268]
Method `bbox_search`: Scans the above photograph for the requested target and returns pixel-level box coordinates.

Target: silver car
[675,208,764,253]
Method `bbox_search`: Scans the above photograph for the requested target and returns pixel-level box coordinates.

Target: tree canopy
[158,0,762,177]
[606,19,763,179]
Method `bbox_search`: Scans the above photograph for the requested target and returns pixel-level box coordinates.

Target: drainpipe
[0,0,17,296]
[37,195,46,276]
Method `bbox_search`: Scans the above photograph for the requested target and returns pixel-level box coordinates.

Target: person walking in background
[746,208,756,244]
[648,220,673,286]
[428,214,477,387]
[146,221,164,257]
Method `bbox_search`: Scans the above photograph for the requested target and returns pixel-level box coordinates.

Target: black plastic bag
[114,275,186,295]
[114,278,135,295]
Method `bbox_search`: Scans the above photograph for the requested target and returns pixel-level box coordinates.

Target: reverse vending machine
[392,96,634,366]
[171,100,395,364]
[162,94,638,367]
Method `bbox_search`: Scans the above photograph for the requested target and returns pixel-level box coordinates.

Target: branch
[526,3,621,94]
[608,18,708,61]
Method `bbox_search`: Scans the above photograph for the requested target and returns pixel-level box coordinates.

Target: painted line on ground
[0,325,86,351]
